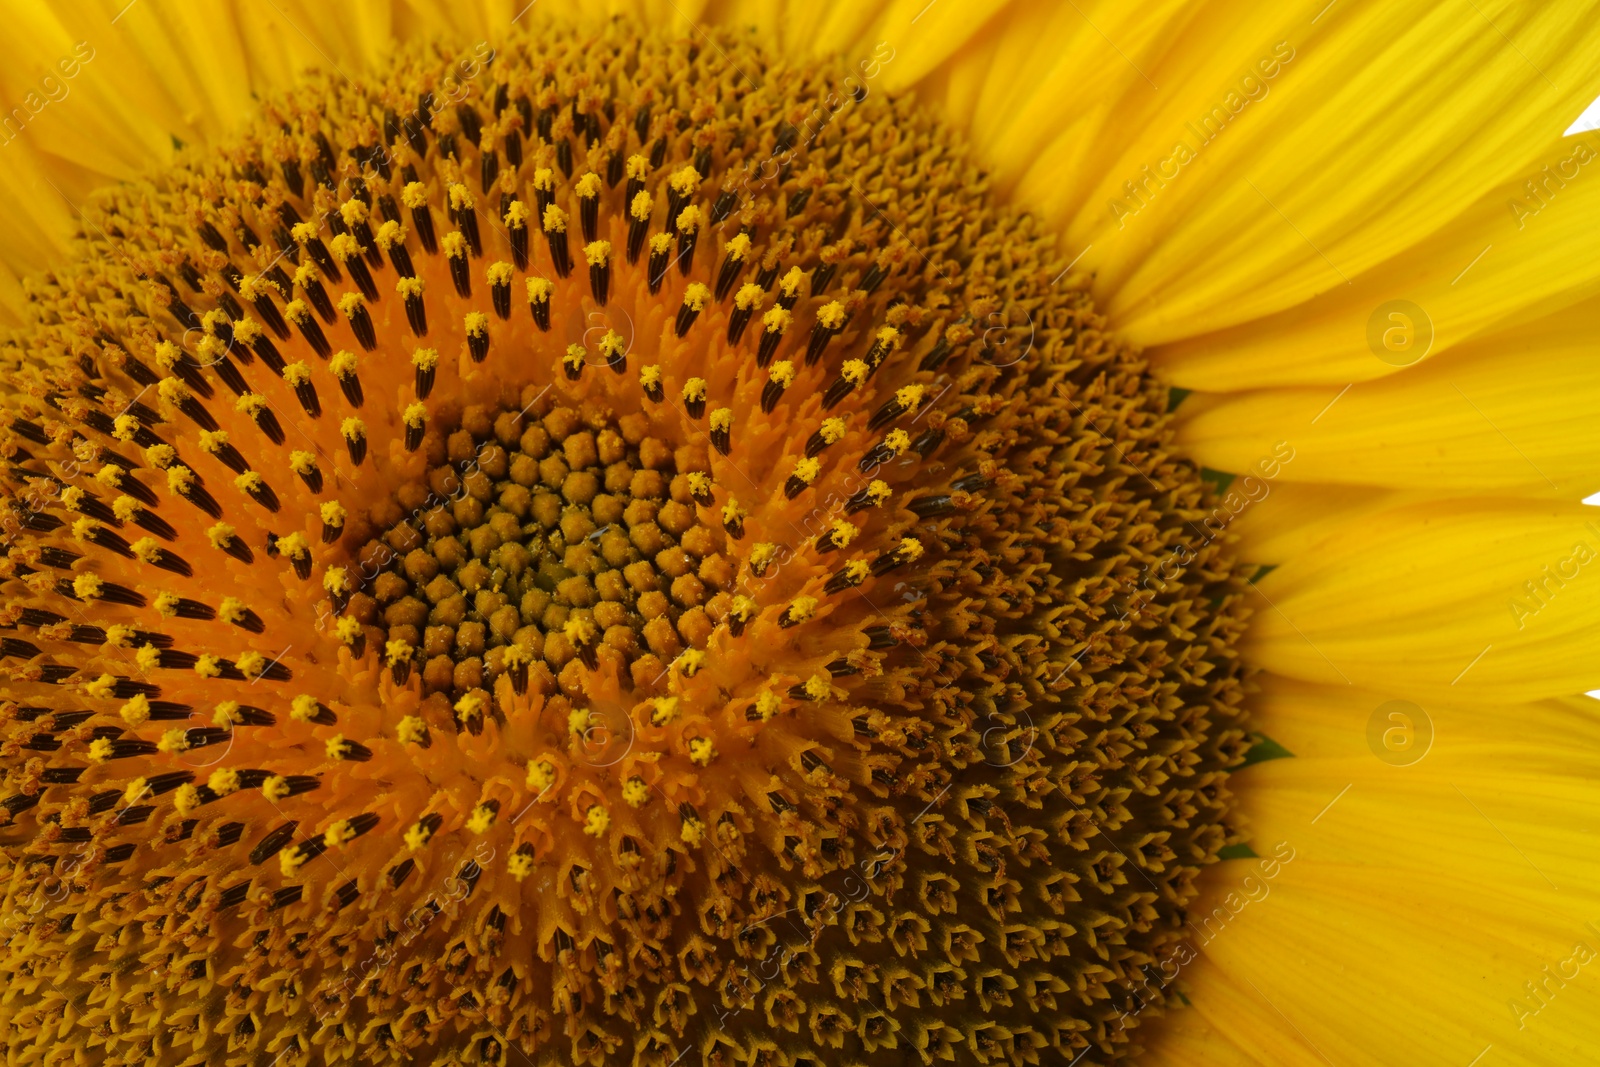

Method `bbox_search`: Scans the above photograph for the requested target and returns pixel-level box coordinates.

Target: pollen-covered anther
[680,376,708,418]
[465,311,491,362]
[762,360,796,414]
[675,283,712,338]
[402,402,428,451]
[486,260,515,319]
[411,346,440,399]
[584,240,612,305]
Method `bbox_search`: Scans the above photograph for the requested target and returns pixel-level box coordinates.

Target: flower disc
[0,23,1251,1067]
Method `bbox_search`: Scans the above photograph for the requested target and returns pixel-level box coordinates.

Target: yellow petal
[1249,499,1600,702]
[1151,678,1600,1065]
[1176,302,1600,495]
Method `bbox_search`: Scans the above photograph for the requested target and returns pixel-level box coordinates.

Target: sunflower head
[0,19,1251,1067]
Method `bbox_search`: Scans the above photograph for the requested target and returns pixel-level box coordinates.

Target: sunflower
[0,1,1597,1065]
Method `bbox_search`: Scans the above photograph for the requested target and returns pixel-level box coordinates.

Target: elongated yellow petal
[1150,678,1600,1066]
[1177,303,1600,494]
[1249,500,1600,702]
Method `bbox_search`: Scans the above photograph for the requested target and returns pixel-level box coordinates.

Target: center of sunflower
[355,400,721,707]
[0,21,1251,1067]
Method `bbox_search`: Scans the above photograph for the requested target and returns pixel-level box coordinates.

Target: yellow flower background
[3,1,1600,1065]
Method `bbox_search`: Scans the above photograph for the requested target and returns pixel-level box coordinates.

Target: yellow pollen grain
[288,450,316,475]
[532,167,555,193]
[625,154,649,180]
[122,778,149,805]
[622,777,649,807]
[762,306,792,334]
[563,344,586,371]
[339,199,369,226]
[72,574,103,601]
[542,204,568,234]
[262,775,291,802]
[583,805,610,837]
[395,276,425,300]
[448,183,474,211]
[817,301,847,330]
[93,465,122,489]
[87,738,114,763]
[290,694,321,722]
[455,692,485,723]
[410,347,440,370]
[385,639,414,666]
[152,341,180,370]
[403,821,433,851]
[682,283,711,311]
[235,393,266,416]
[328,235,361,265]
[648,231,673,254]
[504,200,529,228]
[290,221,319,243]
[206,521,236,549]
[277,532,309,560]
[199,429,230,454]
[335,616,362,645]
[804,674,832,701]
[575,172,603,198]
[403,403,428,429]
[688,738,716,766]
[401,181,429,209]
[467,804,496,834]
[293,261,320,287]
[734,283,765,311]
[233,473,263,496]
[790,457,821,485]
[338,292,365,319]
[112,415,139,442]
[681,378,707,403]
[768,361,796,388]
[83,674,116,699]
[680,817,705,847]
[136,645,162,672]
[584,240,611,266]
[194,655,222,679]
[896,384,925,410]
[650,697,679,726]
[755,689,782,722]
[786,596,818,623]
[325,735,352,760]
[281,361,311,386]
[526,759,556,793]
[442,230,467,259]
[397,716,428,745]
[675,648,707,677]
[866,480,892,505]
[130,537,160,564]
[165,465,196,495]
[143,443,175,468]
[119,694,150,726]
[158,729,190,755]
[324,819,359,848]
[676,205,702,233]
[723,233,752,261]
[778,267,806,298]
[669,165,701,195]
[278,845,308,877]
[173,785,201,816]
[465,311,489,337]
[103,625,134,650]
[828,520,858,547]
[208,769,240,796]
[375,219,406,248]
[486,261,514,286]
[341,418,366,442]
[526,277,552,303]
[882,429,911,455]
[629,191,652,220]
